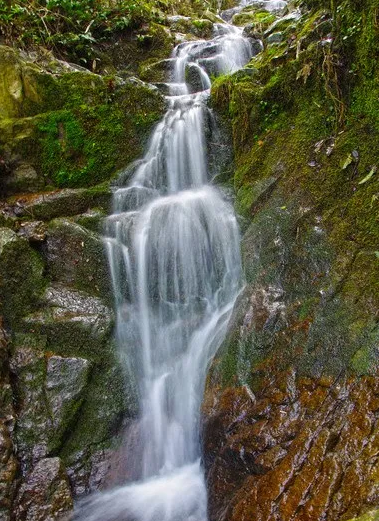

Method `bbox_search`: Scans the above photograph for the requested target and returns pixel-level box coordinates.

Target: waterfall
[75,21,253,521]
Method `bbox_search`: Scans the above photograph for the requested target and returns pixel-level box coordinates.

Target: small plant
[0,0,165,64]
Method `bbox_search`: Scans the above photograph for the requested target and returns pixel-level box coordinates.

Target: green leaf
[358,166,377,185]
[341,154,353,169]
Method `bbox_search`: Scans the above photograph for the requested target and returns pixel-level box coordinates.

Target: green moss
[346,510,379,521]
[31,73,164,187]
[210,0,379,384]
[233,9,276,29]
[0,229,45,327]
[1,65,165,191]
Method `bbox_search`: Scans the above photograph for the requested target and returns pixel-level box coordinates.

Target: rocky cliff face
[203,0,379,520]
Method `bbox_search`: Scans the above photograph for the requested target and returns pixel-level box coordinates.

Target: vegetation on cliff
[211,0,378,380]
[203,2,379,520]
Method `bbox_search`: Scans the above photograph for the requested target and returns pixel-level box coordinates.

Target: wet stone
[17,221,47,243]
[203,374,379,521]
[15,457,73,520]
[46,356,91,446]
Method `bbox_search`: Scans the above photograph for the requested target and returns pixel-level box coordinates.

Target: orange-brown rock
[203,372,379,521]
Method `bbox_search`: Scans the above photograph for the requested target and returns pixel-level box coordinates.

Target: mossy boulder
[97,22,174,75]
[139,58,175,83]
[0,228,45,327]
[43,218,110,301]
[10,333,91,465]
[0,46,165,193]
[0,45,48,119]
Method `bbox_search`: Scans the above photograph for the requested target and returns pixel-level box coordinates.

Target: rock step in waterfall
[74,3,286,520]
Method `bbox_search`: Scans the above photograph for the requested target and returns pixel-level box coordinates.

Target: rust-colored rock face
[203,370,379,521]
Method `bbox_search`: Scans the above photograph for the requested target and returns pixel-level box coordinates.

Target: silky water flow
[75,21,253,521]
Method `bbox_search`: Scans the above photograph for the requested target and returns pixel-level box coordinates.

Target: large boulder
[17,286,132,477]
[10,334,91,467]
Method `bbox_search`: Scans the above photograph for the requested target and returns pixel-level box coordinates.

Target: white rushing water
[75,21,254,521]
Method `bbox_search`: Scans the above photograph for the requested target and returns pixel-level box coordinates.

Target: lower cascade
[75,19,253,521]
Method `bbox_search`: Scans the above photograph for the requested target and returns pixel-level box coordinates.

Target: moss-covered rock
[0,228,45,327]
[9,334,91,466]
[20,286,113,361]
[0,47,165,193]
[233,8,276,29]
[12,286,131,486]
[44,218,110,301]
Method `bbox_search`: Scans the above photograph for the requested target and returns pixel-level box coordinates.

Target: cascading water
[75,20,254,521]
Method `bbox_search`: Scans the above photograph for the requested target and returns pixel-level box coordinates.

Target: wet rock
[9,332,94,468]
[44,218,110,300]
[0,228,45,326]
[21,286,113,360]
[185,63,208,93]
[221,7,242,23]
[5,186,111,221]
[152,82,172,96]
[19,285,129,450]
[17,221,47,243]
[3,164,44,194]
[203,374,379,521]
[266,31,283,44]
[262,0,288,15]
[15,457,73,520]
[249,37,264,55]
[67,448,114,497]
[46,356,91,451]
